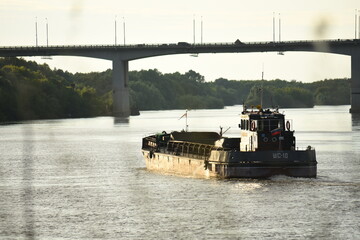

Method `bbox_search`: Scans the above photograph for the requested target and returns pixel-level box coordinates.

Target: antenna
[262,63,264,81]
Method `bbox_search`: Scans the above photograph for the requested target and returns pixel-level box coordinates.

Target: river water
[0,105,359,239]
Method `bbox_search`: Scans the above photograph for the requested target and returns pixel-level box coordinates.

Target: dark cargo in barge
[141,107,317,178]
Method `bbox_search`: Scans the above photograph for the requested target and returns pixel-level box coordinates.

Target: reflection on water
[22,125,35,240]
[114,117,130,124]
[351,114,360,153]
[0,105,359,239]
[352,113,360,128]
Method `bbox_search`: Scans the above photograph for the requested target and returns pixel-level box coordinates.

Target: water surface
[0,105,359,239]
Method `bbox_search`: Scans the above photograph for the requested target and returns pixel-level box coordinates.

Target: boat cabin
[239,108,295,152]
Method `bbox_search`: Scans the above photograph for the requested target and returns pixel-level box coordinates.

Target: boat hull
[142,149,317,179]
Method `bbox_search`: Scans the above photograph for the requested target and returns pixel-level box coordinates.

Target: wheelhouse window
[257,119,284,132]
[240,119,250,130]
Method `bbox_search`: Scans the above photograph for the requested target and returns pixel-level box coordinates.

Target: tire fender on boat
[250,121,256,131]
[286,121,291,131]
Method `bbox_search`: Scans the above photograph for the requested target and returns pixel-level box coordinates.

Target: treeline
[0,57,109,122]
[0,57,351,122]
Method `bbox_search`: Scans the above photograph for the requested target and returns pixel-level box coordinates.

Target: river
[0,105,359,239]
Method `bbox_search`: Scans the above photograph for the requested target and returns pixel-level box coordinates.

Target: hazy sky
[1,0,359,82]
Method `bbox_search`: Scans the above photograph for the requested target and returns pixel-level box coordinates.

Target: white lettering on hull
[272,152,289,159]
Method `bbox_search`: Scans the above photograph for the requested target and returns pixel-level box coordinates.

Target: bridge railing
[0,39,359,50]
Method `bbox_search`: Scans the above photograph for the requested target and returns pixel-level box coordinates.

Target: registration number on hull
[272,152,289,159]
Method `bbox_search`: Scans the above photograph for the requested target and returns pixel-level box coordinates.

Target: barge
[141,107,317,178]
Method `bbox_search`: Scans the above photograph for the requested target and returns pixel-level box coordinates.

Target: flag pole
[178,109,189,132]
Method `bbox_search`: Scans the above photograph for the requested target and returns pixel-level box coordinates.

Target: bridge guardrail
[0,39,359,50]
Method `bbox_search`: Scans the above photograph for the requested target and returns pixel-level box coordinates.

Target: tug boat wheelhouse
[141,107,317,178]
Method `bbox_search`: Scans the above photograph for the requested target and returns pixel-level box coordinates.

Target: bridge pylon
[351,53,360,113]
[112,59,130,117]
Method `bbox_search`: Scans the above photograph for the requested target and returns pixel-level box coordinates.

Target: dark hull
[213,165,317,178]
[142,149,317,179]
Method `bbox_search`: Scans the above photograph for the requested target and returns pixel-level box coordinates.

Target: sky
[1,0,359,82]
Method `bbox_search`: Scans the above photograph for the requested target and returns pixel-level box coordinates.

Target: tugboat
[141,106,317,178]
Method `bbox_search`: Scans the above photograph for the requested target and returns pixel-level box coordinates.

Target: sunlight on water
[230,181,264,192]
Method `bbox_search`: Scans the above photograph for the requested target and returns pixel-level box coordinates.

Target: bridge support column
[350,53,360,113]
[112,59,130,117]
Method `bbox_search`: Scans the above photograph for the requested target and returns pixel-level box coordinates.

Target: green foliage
[311,79,350,105]
[0,57,351,122]
[0,57,107,121]
[246,85,314,108]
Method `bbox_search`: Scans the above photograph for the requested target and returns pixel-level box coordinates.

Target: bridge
[1,39,360,116]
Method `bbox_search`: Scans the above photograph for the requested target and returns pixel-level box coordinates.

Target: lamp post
[115,15,117,45]
[358,10,360,39]
[123,17,126,45]
[201,16,203,44]
[273,12,275,42]
[278,13,281,42]
[193,15,196,44]
[356,10,358,39]
[35,17,38,46]
[46,18,49,47]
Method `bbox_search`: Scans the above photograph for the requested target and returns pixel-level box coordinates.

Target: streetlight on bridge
[115,15,117,45]
[358,10,360,39]
[35,17,38,47]
[123,17,126,45]
[356,9,360,39]
[201,16,203,44]
[45,18,49,47]
[355,9,358,39]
